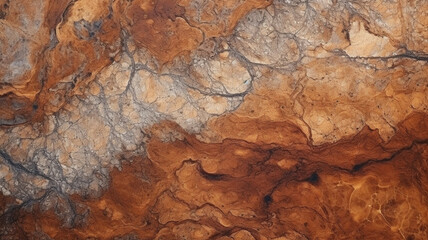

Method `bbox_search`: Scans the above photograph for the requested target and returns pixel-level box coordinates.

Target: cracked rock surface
[0,0,427,239]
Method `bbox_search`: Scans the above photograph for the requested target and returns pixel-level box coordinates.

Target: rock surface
[0,0,427,239]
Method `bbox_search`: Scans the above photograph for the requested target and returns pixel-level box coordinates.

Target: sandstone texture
[0,0,427,239]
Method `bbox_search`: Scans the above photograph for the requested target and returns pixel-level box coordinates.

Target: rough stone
[0,0,427,239]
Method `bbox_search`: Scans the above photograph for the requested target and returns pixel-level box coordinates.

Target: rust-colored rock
[0,0,274,125]
[1,0,427,239]
[1,113,428,239]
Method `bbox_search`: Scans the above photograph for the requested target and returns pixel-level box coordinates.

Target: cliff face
[0,0,427,239]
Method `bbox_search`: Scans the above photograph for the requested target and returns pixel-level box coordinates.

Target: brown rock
[0,0,427,239]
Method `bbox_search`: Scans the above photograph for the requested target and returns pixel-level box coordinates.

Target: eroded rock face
[0,0,427,239]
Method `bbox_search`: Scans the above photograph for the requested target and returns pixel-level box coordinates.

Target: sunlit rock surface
[0,0,427,239]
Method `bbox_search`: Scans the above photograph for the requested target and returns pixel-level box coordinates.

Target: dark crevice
[0,150,53,182]
[351,139,428,173]
[305,172,319,184]
[197,164,227,181]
